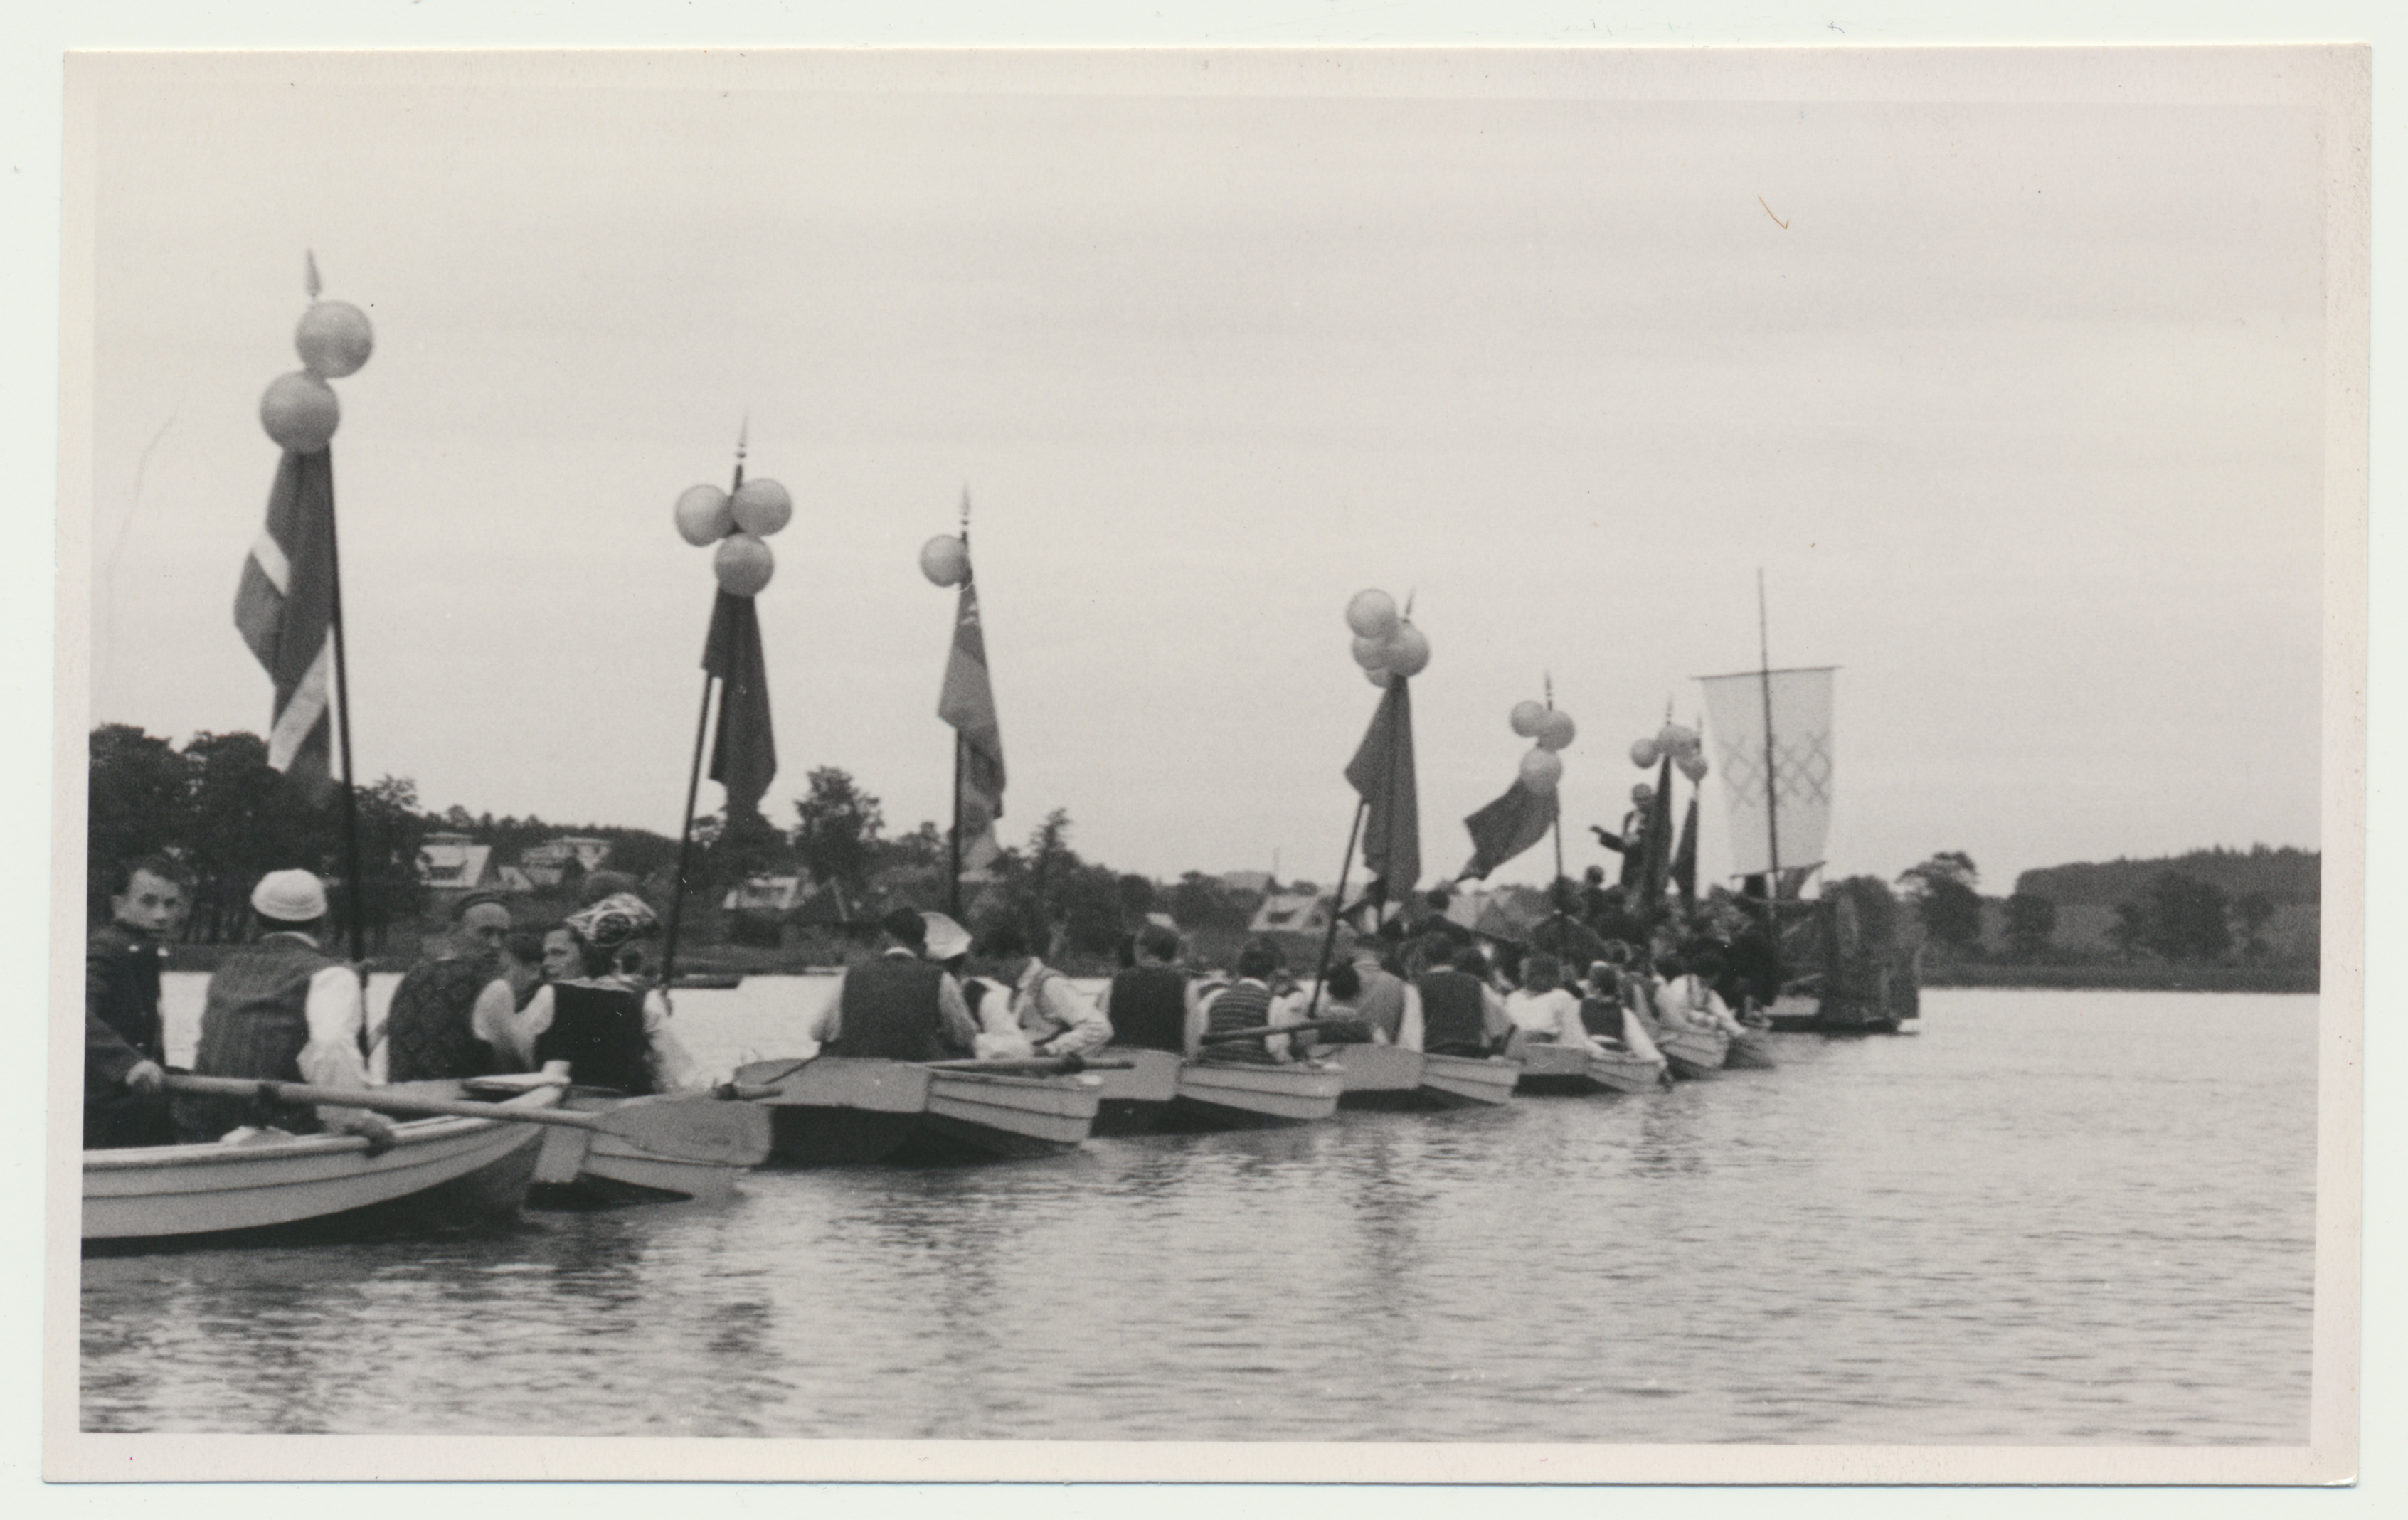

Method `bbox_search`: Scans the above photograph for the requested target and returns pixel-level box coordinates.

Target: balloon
[1510,700,1547,738]
[1384,622,1431,678]
[295,300,373,378]
[1677,751,1709,782]
[1519,748,1564,795]
[1351,635,1391,671]
[1534,710,1576,752]
[674,484,733,546]
[919,534,970,587]
[260,371,339,452]
[714,533,774,596]
[1366,665,1394,687]
[1630,738,1660,768]
[731,478,792,536]
[1345,589,1400,641]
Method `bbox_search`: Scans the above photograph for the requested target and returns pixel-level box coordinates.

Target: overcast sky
[75,48,2336,896]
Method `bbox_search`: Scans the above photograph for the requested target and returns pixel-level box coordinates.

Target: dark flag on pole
[939,580,1007,871]
[1343,680,1420,910]
[1670,792,1699,910]
[233,450,339,804]
[1458,780,1556,883]
[1638,754,1677,909]
[702,590,777,820]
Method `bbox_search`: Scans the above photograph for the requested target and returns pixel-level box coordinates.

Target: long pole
[661,432,748,991]
[320,450,368,964]
[1757,568,1782,913]
[1545,673,1571,950]
[948,731,965,918]
[1303,798,1368,1021]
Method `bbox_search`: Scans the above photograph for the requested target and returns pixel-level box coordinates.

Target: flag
[233,450,338,803]
[1343,680,1419,910]
[939,580,1006,871]
[1636,755,1676,910]
[702,590,777,821]
[1670,793,1699,910]
[1458,779,1556,882]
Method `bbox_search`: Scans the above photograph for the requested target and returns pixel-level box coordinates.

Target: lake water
[82,984,2318,1444]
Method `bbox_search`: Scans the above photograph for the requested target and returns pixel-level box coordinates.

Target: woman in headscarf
[495,893,700,1094]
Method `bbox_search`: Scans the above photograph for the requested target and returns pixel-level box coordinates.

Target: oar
[162,1074,769,1166]
[921,1056,1136,1076]
[1198,1018,1358,1046]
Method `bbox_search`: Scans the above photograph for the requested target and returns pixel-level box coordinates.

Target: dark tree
[1115,873,1157,918]
[2107,900,2150,960]
[1898,851,1983,950]
[2146,872,2232,962]
[87,724,191,924]
[1168,871,1251,932]
[2002,893,2057,960]
[792,767,884,895]
[2233,891,2277,962]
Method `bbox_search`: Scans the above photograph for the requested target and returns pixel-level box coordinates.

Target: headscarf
[564,891,658,950]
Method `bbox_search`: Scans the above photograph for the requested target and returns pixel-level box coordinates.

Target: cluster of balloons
[1507,699,1577,796]
[1344,590,1431,687]
[260,299,374,454]
[918,534,971,588]
[1633,721,1710,783]
[675,475,793,597]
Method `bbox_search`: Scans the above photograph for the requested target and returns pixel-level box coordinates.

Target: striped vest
[179,934,341,1140]
[1106,965,1188,1053]
[384,952,502,1083]
[1202,980,1277,1063]
[1414,970,1491,1056]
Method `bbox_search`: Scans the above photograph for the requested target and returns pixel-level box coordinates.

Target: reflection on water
[87,989,2316,1443]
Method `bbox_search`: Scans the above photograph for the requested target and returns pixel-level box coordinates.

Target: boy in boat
[171,871,396,1153]
[1412,944,1512,1057]
[85,854,189,1149]
[973,922,1113,1059]
[1197,940,1297,1063]
[373,891,516,1083]
[1104,923,1194,1054]
[807,908,982,1061]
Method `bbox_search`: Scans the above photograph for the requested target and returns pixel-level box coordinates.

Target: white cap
[920,911,973,962]
[251,868,329,923]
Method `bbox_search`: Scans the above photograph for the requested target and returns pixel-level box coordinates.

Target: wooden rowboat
[1416,1051,1522,1107]
[1724,1030,1781,1070]
[733,1056,1100,1165]
[1089,1046,1184,1134]
[83,1080,558,1252]
[1164,1058,1344,1130]
[1318,1043,1520,1110]
[1657,1027,1732,1080]
[1512,1041,1667,1095]
[470,1082,764,1208]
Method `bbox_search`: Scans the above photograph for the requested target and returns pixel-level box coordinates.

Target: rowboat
[1318,1043,1520,1110]
[733,1056,1100,1164]
[1416,1051,1523,1107]
[1163,1058,1344,1130]
[1656,1027,1731,1080]
[1724,1029,1781,1070]
[465,1081,762,1208]
[1512,1041,1667,1096]
[1089,1046,1184,1134]
[83,1080,558,1253]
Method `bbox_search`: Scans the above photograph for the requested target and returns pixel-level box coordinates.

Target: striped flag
[703,590,777,821]
[232,450,338,802]
[938,580,1006,871]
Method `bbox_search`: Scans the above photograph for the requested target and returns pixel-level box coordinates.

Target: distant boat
[732,1056,1100,1164]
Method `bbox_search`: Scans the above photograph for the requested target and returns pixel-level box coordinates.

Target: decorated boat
[83,1080,561,1253]
[1089,1046,1186,1134]
[1164,1058,1345,1130]
[733,1056,1100,1164]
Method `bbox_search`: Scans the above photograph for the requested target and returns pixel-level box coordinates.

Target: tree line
[1897,848,2301,965]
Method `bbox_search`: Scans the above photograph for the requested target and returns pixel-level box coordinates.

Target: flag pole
[660,428,746,991]
[948,490,971,920]
[321,452,368,964]
[1544,672,1571,952]
[1303,797,1368,1021]
[1757,568,1782,917]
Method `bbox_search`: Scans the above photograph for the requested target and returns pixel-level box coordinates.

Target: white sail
[1695,666,1835,880]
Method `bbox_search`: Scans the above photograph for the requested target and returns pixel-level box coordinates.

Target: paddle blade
[594,1095,773,1166]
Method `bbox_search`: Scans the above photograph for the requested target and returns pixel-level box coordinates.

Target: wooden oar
[921,1056,1136,1076]
[1198,1017,1357,1046]
[163,1074,769,1166]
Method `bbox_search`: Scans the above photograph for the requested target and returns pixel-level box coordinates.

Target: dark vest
[829,956,948,1061]
[1416,970,1491,1055]
[1202,980,1277,1063]
[86,923,165,1100]
[179,934,342,1140]
[533,982,654,1095]
[1579,994,1621,1038]
[383,952,503,1082]
[1108,965,1188,1053]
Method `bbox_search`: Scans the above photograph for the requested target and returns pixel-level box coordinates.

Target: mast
[1757,568,1782,899]
[659,422,746,991]
[947,489,970,919]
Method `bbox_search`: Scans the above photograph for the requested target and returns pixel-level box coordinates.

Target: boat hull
[1090,1046,1184,1134]
[1724,1031,1781,1070]
[1322,1043,1426,1110]
[1416,1052,1522,1107]
[1658,1029,1731,1079]
[1165,1060,1344,1130]
[83,1083,556,1252]
[738,1056,1098,1164]
[1512,1042,1667,1095]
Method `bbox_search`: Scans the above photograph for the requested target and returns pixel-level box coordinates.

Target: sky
[73,47,2338,898]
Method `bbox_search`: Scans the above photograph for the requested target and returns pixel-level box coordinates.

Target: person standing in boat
[1104,923,1194,1054]
[1589,783,1655,889]
[497,893,701,1093]
[171,870,396,1153]
[974,921,1113,1059]
[805,908,981,1060]
[373,891,516,1083]
[1411,944,1512,1057]
[84,854,189,1149]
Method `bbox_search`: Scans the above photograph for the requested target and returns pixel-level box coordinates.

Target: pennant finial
[304,250,322,301]
[1404,587,1416,617]
[1544,671,1554,708]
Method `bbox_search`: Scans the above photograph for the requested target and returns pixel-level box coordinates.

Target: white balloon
[1352,635,1391,671]
[1534,710,1576,753]
[1384,622,1431,678]
[731,478,793,536]
[1345,589,1400,641]
[260,371,339,452]
[1366,665,1394,687]
[919,534,970,587]
[1677,751,1709,782]
[715,533,774,596]
[295,300,373,378]
[1630,738,1660,769]
[1510,700,1547,737]
[1519,748,1564,795]
[675,484,733,546]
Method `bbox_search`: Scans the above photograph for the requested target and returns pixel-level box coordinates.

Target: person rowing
[807,907,982,1061]
[85,854,189,1149]
[1196,940,1305,1063]
[495,893,701,1093]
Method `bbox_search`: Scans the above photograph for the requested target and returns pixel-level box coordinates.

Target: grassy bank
[1922,961,2318,994]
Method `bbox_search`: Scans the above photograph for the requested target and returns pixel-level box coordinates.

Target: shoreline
[1920,962,2318,995]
